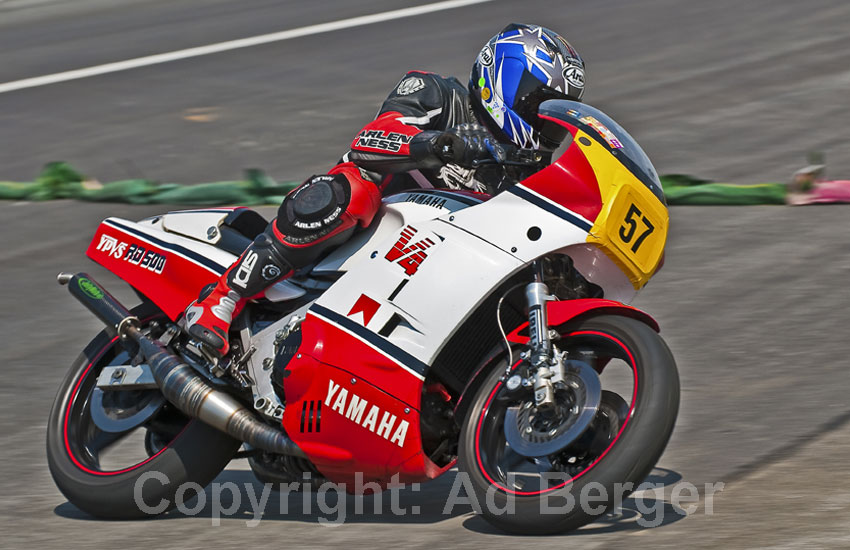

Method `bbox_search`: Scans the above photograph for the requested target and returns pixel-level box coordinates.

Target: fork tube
[526,261,555,408]
[526,261,551,365]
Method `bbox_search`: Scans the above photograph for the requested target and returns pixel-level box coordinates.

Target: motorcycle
[47,99,679,534]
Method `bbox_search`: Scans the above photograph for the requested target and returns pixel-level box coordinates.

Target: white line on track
[0,0,495,95]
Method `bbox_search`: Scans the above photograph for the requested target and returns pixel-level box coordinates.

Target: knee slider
[276,174,351,245]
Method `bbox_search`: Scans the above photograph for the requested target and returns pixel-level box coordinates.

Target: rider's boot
[184,231,292,356]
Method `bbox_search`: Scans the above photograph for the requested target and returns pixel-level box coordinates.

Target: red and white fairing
[84,115,655,488]
[84,186,639,488]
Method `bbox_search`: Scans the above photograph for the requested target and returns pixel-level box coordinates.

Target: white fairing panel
[159,208,236,244]
[558,244,637,304]
[314,216,523,364]
[311,205,404,273]
[313,191,483,273]
[442,185,591,263]
[444,186,637,303]
[312,185,636,365]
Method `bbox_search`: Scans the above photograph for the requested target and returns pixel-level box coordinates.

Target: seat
[214,208,269,256]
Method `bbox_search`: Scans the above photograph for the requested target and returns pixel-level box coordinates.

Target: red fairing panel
[283,313,450,489]
[351,111,422,157]
[297,311,425,407]
[521,115,603,223]
[86,221,220,320]
[506,299,659,344]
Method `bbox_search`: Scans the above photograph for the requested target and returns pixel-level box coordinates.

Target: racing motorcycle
[47,99,679,534]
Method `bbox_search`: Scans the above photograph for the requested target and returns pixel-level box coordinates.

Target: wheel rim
[473,330,638,496]
[62,319,191,476]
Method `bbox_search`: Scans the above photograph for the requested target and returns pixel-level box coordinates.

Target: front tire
[458,315,679,535]
[46,303,242,519]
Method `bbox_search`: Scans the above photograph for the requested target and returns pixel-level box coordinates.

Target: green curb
[660,174,787,205]
[0,163,299,205]
[1,162,790,207]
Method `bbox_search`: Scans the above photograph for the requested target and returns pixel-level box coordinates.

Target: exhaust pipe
[58,272,305,458]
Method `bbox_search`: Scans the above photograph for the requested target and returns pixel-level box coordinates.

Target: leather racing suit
[184,70,504,356]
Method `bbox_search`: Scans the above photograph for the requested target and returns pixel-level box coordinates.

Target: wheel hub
[90,387,165,433]
[504,360,601,457]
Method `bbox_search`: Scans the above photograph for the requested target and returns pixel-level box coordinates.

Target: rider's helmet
[470,23,585,150]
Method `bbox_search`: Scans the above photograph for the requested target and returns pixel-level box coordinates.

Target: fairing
[86,218,229,320]
[506,298,659,345]
[86,210,305,319]
[82,102,667,489]
[525,99,669,289]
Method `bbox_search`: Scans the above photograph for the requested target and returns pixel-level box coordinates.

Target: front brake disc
[503,360,601,457]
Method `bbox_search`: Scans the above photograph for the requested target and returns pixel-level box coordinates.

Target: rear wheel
[458,315,679,534]
[46,303,241,519]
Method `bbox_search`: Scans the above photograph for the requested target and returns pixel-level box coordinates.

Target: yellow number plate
[607,189,663,274]
[587,183,668,289]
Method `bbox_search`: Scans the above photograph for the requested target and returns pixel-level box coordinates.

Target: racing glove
[410,123,500,170]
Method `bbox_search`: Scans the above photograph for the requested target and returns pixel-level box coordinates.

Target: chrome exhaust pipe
[131,333,305,457]
[58,272,305,458]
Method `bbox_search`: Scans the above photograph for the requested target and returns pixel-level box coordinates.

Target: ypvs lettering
[355,130,413,153]
[324,379,409,447]
[95,234,128,259]
[385,225,435,276]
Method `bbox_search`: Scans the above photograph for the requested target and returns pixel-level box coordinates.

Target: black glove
[433,123,499,168]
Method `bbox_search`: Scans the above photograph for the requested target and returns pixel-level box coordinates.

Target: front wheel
[46,303,242,519]
[458,315,679,535]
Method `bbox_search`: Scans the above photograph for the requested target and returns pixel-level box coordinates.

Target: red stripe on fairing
[62,331,189,476]
[521,114,603,223]
[473,330,638,496]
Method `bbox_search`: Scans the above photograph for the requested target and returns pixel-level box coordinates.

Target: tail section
[87,217,234,320]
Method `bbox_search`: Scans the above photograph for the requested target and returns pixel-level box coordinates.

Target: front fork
[525,261,559,410]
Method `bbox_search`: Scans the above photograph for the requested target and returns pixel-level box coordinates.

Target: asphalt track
[2,1,850,548]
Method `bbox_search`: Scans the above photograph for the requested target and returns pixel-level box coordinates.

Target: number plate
[606,189,664,275]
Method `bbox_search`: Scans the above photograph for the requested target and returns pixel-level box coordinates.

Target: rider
[184,23,586,356]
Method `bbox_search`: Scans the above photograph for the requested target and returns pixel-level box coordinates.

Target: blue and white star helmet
[470,23,585,149]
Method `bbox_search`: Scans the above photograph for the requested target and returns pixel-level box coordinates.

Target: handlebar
[473,141,548,168]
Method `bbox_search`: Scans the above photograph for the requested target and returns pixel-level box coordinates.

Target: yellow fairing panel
[576,130,669,289]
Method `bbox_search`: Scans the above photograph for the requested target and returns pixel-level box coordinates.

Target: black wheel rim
[472,329,638,495]
[62,318,191,476]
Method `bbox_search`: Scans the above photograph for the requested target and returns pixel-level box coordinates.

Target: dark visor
[513,69,572,149]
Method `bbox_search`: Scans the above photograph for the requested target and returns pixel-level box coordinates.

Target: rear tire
[457,315,679,534]
[46,303,242,519]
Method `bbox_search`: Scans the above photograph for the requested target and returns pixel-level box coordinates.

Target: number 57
[619,203,655,253]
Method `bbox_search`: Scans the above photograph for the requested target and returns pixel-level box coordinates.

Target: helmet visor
[512,69,572,149]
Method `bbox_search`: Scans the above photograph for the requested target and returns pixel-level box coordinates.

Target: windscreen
[539,99,665,204]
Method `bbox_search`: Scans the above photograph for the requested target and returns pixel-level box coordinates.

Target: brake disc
[503,360,601,457]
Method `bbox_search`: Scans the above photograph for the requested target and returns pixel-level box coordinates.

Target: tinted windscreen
[539,99,665,203]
